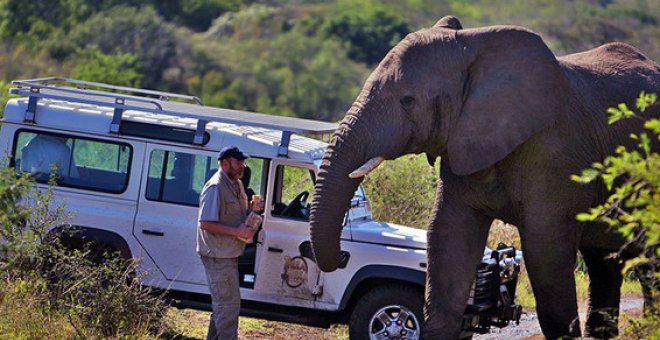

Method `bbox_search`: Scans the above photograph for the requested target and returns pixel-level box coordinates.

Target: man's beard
[228,167,244,181]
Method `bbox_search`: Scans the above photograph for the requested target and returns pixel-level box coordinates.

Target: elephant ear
[434,16,463,30]
[447,26,570,175]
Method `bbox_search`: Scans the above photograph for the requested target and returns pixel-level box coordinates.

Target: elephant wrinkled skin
[309,16,660,339]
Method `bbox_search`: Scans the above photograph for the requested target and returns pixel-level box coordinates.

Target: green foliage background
[0,0,658,122]
[0,0,658,228]
[0,2,657,336]
[362,155,439,228]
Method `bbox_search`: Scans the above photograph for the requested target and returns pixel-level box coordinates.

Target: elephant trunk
[310,119,370,272]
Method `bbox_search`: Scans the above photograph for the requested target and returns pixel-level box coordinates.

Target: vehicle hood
[347,220,426,250]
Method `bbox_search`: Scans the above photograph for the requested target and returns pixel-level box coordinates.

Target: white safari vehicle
[1,78,522,339]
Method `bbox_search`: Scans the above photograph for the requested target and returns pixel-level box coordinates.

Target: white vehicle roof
[4,77,337,162]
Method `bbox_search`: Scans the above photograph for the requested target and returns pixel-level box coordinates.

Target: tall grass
[0,277,76,339]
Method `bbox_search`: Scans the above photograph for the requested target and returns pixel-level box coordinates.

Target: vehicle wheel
[349,284,423,340]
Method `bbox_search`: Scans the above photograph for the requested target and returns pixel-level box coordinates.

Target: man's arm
[199,182,256,240]
[200,221,256,240]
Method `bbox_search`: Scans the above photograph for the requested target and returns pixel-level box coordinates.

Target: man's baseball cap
[218,145,249,160]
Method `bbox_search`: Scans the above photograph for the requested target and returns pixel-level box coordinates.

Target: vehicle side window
[242,158,266,203]
[145,150,266,207]
[271,165,315,220]
[14,130,132,193]
[146,150,211,206]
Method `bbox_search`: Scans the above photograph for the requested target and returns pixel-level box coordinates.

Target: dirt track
[474,298,644,340]
[172,297,644,339]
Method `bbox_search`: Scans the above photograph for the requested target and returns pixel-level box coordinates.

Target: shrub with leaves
[362,154,439,228]
[572,92,658,267]
[572,92,658,322]
[0,168,169,337]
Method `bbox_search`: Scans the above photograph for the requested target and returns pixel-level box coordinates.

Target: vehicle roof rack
[9,77,338,156]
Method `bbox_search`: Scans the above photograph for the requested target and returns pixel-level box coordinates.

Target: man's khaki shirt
[196,170,248,258]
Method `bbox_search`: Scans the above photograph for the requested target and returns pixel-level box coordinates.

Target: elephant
[309,16,660,339]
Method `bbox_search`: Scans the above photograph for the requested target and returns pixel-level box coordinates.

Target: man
[197,145,258,340]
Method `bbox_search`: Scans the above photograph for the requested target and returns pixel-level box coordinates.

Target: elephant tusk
[349,156,385,178]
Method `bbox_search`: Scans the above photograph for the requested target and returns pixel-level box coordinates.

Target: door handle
[142,229,165,236]
[267,247,283,253]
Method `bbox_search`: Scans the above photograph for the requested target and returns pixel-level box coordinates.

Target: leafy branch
[572,92,658,272]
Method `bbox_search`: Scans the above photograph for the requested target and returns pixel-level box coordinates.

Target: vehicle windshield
[313,159,368,203]
[313,160,372,223]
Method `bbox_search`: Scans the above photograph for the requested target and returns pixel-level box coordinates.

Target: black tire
[349,284,423,340]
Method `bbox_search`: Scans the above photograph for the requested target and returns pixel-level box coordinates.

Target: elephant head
[310,16,570,271]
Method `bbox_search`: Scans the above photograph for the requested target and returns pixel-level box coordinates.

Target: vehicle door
[133,144,218,285]
[253,159,322,305]
[133,145,268,288]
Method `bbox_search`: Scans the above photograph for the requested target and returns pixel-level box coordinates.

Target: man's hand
[236,223,257,240]
[200,221,257,240]
[250,195,265,214]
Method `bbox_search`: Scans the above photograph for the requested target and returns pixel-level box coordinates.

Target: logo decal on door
[281,256,308,288]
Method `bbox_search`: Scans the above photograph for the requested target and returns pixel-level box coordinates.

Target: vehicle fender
[338,265,425,310]
[47,225,132,260]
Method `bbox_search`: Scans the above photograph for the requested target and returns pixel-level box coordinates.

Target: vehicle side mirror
[299,240,350,269]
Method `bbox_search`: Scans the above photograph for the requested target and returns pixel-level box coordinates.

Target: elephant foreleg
[519,222,582,338]
[422,185,491,339]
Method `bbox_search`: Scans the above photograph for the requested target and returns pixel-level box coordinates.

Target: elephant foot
[420,321,462,340]
[585,309,619,339]
[539,316,582,339]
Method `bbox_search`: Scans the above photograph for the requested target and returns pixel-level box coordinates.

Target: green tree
[250,30,366,120]
[0,0,142,44]
[0,0,65,43]
[70,47,142,87]
[190,5,368,121]
[323,1,410,66]
[156,0,243,32]
[65,5,178,89]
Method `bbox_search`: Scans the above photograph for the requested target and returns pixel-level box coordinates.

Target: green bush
[572,92,658,273]
[362,154,439,228]
[0,168,169,337]
[573,92,659,335]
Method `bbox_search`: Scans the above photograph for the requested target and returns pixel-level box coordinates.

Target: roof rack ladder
[278,131,292,157]
[24,87,40,123]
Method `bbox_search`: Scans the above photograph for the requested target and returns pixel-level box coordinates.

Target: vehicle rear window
[13,130,132,193]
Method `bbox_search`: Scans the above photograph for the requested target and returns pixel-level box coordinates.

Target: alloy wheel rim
[368,304,420,340]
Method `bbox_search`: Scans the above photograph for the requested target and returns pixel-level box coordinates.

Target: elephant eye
[400,96,415,109]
